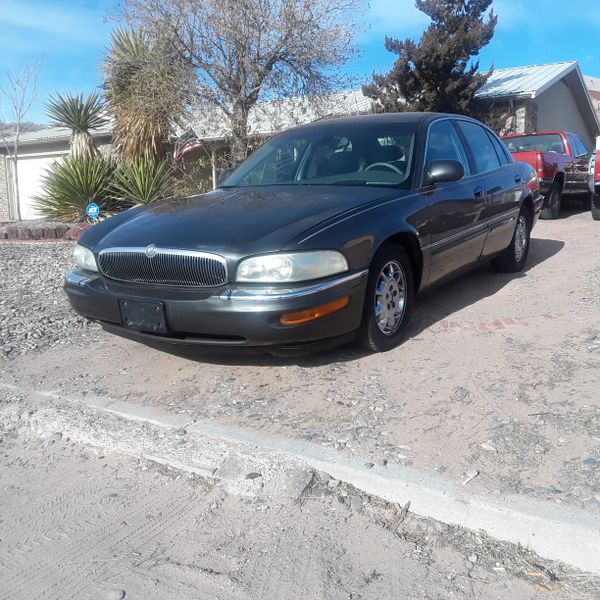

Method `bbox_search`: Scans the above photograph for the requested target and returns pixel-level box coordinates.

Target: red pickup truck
[502,131,591,219]
[589,149,600,220]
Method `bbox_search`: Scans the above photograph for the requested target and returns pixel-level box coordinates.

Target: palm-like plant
[103,28,191,164]
[33,157,118,221]
[45,92,107,160]
[114,159,174,204]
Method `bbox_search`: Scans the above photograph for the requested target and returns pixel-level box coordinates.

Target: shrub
[114,159,174,204]
[33,157,120,222]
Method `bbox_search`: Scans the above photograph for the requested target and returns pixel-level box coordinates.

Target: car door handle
[473,187,485,199]
[514,175,522,183]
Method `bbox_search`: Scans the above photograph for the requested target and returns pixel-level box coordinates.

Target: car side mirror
[424,160,465,186]
[217,168,233,186]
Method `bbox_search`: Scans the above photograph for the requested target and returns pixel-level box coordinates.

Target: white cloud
[361,0,429,40]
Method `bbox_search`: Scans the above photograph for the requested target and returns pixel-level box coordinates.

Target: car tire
[592,193,600,221]
[540,183,561,219]
[491,207,532,273]
[357,244,414,353]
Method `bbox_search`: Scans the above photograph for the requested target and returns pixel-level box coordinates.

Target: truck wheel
[540,183,561,219]
[492,207,531,273]
[357,244,414,353]
[592,194,600,221]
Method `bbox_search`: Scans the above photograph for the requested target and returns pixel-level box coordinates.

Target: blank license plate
[119,300,168,334]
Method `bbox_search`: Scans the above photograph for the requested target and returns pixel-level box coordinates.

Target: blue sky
[1,0,599,123]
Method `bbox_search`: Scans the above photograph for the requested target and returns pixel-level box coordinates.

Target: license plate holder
[119,300,168,334]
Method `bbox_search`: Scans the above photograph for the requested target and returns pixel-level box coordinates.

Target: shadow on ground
[131,237,565,368]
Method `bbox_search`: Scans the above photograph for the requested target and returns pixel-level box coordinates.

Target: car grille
[97,247,228,287]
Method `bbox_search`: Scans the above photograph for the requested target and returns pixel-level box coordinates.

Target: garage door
[17,154,66,220]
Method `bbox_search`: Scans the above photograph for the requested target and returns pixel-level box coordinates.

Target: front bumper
[64,270,368,350]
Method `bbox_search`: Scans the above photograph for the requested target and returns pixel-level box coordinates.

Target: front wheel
[357,244,414,352]
[592,193,600,221]
[491,207,531,273]
[540,183,561,219]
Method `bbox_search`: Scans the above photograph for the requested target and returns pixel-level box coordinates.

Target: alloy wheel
[374,260,407,335]
[514,214,528,262]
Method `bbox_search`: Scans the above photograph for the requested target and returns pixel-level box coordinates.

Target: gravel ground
[1,210,599,510]
[0,242,100,359]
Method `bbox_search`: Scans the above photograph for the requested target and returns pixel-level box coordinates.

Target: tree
[0,59,42,221]
[45,92,107,160]
[103,27,194,164]
[123,0,360,164]
[363,0,497,116]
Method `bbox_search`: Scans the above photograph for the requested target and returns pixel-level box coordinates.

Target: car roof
[287,112,479,132]
[503,131,569,138]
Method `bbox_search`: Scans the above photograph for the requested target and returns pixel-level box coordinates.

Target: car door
[569,134,591,192]
[456,121,522,258]
[421,119,487,286]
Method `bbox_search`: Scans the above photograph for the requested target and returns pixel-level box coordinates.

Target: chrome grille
[98,247,228,287]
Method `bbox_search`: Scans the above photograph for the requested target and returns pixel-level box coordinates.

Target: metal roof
[476,61,578,99]
[1,122,113,148]
[185,89,374,142]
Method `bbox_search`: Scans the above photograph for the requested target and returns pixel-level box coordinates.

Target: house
[176,89,374,189]
[0,124,112,221]
[475,61,600,149]
[584,75,600,121]
[2,62,599,221]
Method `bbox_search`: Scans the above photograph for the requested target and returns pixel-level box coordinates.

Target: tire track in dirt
[0,483,193,599]
[39,492,204,600]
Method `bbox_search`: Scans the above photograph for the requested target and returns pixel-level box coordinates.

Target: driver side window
[425,121,471,177]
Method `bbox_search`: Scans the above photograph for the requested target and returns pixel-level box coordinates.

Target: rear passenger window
[425,120,471,176]
[487,131,510,166]
[574,135,588,157]
[457,121,502,174]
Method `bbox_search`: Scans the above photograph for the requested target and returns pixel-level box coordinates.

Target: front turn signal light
[280,296,350,326]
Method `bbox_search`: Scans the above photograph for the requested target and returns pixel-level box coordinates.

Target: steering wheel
[365,162,403,174]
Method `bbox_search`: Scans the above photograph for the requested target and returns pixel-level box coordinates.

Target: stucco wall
[536,82,594,149]
[0,156,11,221]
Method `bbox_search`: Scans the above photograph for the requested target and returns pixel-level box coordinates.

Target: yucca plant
[45,92,107,160]
[33,157,118,222]
[114,159,174,204]
[103,28,192,164]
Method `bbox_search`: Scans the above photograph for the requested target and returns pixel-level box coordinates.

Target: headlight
[236,251,348,283]
[73,244,98,272]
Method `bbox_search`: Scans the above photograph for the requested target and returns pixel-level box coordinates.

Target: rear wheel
[592,193,600,221]
[357,244,414,352]
[492,207,531,273]
[540,183,561,219]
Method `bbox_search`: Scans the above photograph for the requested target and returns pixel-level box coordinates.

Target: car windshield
[221,122,418,189]
[503,134,565,154]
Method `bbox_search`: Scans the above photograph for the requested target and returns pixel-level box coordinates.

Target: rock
[364,462,374,469]
[582,497,600,510]
[327,478,340,489]
[245,472,262,480]
[350,496,363,511]
[103,590,126,600]
[468,553,478,563]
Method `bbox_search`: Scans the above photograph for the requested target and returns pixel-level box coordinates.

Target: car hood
[82,185,400,256]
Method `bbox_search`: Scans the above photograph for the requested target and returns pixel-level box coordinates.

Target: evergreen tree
[363,0,497,116]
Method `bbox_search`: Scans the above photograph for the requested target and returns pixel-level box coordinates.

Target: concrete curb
[2,383,599,574]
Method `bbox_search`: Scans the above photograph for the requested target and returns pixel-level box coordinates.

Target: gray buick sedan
[64,113,542,354]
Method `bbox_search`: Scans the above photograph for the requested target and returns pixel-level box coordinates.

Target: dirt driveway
[2,208,599,514]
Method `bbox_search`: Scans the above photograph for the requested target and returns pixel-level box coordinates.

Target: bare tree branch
[123,0,361,164]
[0,58,43,221]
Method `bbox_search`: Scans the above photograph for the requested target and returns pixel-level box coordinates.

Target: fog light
[280,297,350,326]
